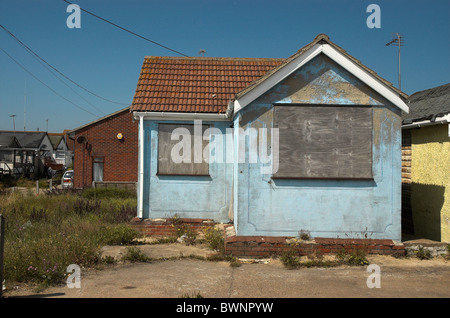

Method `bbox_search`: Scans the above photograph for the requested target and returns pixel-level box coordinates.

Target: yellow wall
[411,124,450,242]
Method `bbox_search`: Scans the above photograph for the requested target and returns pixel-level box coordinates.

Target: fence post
[0,214,5,298]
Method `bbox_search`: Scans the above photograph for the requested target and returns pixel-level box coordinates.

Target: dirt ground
[3,242,450,299]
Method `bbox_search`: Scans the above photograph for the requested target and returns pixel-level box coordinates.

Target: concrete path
[3,243,450,299]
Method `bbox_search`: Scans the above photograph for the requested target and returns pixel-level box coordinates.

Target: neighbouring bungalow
[48,132,73,168]
[0,135,21,176]
[402,83,450,242]
[131,34,409,240]
[0,130,53,178]
[70,106,138,189]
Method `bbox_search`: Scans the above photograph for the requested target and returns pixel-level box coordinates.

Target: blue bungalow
[131,34,409,241]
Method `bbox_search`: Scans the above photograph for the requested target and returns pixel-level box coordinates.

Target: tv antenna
[386,33,404,90]
[9,114,16,135]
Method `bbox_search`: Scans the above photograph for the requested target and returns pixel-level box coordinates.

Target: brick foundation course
[224,235,405,258]
[131,217,215,237]
[130,219,406,258]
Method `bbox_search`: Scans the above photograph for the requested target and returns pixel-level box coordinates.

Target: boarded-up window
[158,123,209,176]
[273,105,373,179]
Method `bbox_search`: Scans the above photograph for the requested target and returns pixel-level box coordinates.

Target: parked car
[61,170,74,188]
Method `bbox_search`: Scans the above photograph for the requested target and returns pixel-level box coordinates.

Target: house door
[93,157,104,182]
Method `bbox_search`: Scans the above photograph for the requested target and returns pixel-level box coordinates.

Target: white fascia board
[234,44,323,114]
[402,113,450,130]
[321,44,409,113]
[133,111,230,121]
[233,43,409,115]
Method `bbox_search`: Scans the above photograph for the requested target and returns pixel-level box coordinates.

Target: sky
[0,0,449,133]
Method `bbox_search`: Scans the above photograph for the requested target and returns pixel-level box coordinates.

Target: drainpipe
[138,114,144,219]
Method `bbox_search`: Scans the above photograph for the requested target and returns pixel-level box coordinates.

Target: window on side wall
[157,123,210,176]
[273,104,373,180]
[93,157,104,182]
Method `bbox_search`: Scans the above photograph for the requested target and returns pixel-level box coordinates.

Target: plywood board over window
[158,123,210,176]
[273,104,373,180]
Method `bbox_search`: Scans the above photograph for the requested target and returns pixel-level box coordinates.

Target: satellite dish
[77,136,87,144]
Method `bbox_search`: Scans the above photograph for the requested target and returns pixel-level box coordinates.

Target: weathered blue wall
[140,120,232,222]
[234,54,402,240]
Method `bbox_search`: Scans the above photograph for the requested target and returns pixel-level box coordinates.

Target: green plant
[299,229,311,241]
[121,246,151,263]
[179,292,204,298]
[102,255,117,265]
[174,224,198,245]
[415,246,432,260]
[203,227,225,255]
[98,224,141,245]
[225,255,241,267]
[280,248,301,269]
[336,248,369,266]
[1,190,138,287]
[81,187,136,200]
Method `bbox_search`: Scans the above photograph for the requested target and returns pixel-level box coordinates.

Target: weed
[203,227,225,255]
[121,247,151,263]
[336,248,369,266]
[81,187,136,200]
[101,255,117,265]
[98,224,141,246]
[226,255,241,267]
[1,190,138,287]
[179,292,204,298]
[415,246,432,260]
[299,229,311,241]
[279,248,301,269]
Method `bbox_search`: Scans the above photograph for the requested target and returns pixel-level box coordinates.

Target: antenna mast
[386,33,404,90]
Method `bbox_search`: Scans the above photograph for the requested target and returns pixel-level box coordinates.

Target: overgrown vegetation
[0,188,139,288]
[414,246,432,260]
[169,215,198,245]
[279,245,370,269]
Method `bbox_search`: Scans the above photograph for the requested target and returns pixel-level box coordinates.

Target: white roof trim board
[234,43,409,114]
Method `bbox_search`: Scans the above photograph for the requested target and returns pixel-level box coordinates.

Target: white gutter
[402,114,450,137]
[138,114,144,219]
[133,111,230,121]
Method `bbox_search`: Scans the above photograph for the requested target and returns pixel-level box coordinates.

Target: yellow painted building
[402,83,450,242]
[410,124,450,241]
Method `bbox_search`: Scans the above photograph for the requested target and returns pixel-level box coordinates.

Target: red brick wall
[224,237,405,258]
[73,109,138,188]
[131,218,215,237]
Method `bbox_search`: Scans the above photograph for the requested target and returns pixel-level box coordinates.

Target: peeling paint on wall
[234,53,402,240]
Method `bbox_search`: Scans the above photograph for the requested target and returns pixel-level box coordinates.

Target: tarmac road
[3,243,450,299]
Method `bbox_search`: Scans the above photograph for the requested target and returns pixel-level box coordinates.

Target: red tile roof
[130,56,284,113]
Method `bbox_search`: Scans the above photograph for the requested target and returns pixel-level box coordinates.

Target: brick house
[71,106,138,189]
